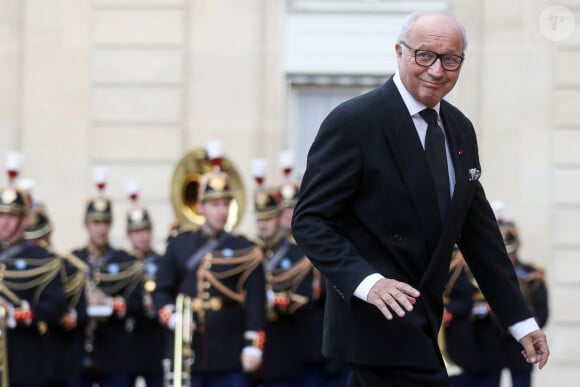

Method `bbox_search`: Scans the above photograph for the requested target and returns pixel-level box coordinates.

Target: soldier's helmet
[278,150,300,209]
[125,179,152,231]
[0,187,29,216]
[24,205,52,240]
[85,165,112,222]
[85,197,112,222]
[280,181,300,209]
[254,187,282,220]
[500,222,520,254]
[197,170,233,202]
[127,207,152,232]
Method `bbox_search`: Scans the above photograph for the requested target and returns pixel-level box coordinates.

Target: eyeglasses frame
[399,41,465,71]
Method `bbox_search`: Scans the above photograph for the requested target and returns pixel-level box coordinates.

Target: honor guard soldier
[443,248,505,387]
[24,204,89,386]
[252,183,312,387]
[499,222,549,387]
[70,167,143,387]
[154,146,266,387]
[125,180,165,387]
[0,183,67,386]
[276,154,349,387]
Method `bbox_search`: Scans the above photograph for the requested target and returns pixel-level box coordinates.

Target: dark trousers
[191,371,249,387]
[449,369,501,387]
[69,373,131,387]
[347,364,451,387]
[131,374,163,387]
[298,363,349,387]
[508,370,531,387]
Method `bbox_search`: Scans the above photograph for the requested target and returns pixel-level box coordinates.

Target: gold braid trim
[0,283,22,304]
[54,254,89,309]
[268,257,312,292]
[64,271,86,307]
[2,258,62,303]
[62,253,90,274]
[200,246,263,304]
[96,261,142,298]
[2,258,60,279]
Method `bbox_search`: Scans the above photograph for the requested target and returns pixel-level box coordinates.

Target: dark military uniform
[125,205,166,386]
[23,206,90,385]
[49,252,90,384]
[260,238,311,385]
[131,251,171,386]
[72,245,143,378]
[154,230,265,373]
[154,166,266,386]
[0,241,68,385]
[129,249,166,383]
[0,188,68,385]
[499,222,549,387]
[250,187,309,386]
[71,195,143,387]
[444,251,504,387]
[279,179,349,387]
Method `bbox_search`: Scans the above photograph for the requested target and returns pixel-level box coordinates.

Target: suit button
[393,233,402,241]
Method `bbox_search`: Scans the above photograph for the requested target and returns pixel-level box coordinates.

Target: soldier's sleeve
[32,255,68,324]
[123,253,145,316]
[445,269,475,319]
[153,238,179,309]
[244,247,266,332]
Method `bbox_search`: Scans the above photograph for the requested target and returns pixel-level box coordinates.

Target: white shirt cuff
[354,273,385,302]
[509,317,540,342]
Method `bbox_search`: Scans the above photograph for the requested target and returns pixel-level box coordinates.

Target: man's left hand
[519,329,550,369]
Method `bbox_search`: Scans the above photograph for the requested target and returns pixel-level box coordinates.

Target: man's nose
[428,58,445,76]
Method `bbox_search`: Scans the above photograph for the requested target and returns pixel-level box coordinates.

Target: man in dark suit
[291,10,549,387]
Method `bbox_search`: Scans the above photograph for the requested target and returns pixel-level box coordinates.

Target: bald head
[398,11,468,52]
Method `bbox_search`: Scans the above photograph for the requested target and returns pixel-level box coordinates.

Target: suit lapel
[379,80,441,253]
[443,105,469,213]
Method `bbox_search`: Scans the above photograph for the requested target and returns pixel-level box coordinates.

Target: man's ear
[395,43,403,60]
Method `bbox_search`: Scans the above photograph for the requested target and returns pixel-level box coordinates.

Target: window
[287,75,386,175]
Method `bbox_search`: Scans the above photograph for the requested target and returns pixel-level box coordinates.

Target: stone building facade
[0,0,578,384]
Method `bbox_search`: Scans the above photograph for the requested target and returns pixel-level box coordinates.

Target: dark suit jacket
[291,77,532,371]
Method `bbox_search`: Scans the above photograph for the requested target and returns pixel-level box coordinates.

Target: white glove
[158,304,177,330]
[241,346,262,372]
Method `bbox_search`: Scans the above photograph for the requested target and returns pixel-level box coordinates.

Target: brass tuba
[163,294,194,387]
[170,148,246,232]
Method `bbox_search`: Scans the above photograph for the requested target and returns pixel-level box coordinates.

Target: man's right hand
[367,278,420,320]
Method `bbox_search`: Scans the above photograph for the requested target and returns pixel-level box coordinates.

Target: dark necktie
[420,108,450,218]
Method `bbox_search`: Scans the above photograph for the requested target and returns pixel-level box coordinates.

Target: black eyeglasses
[400,41,464,71]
